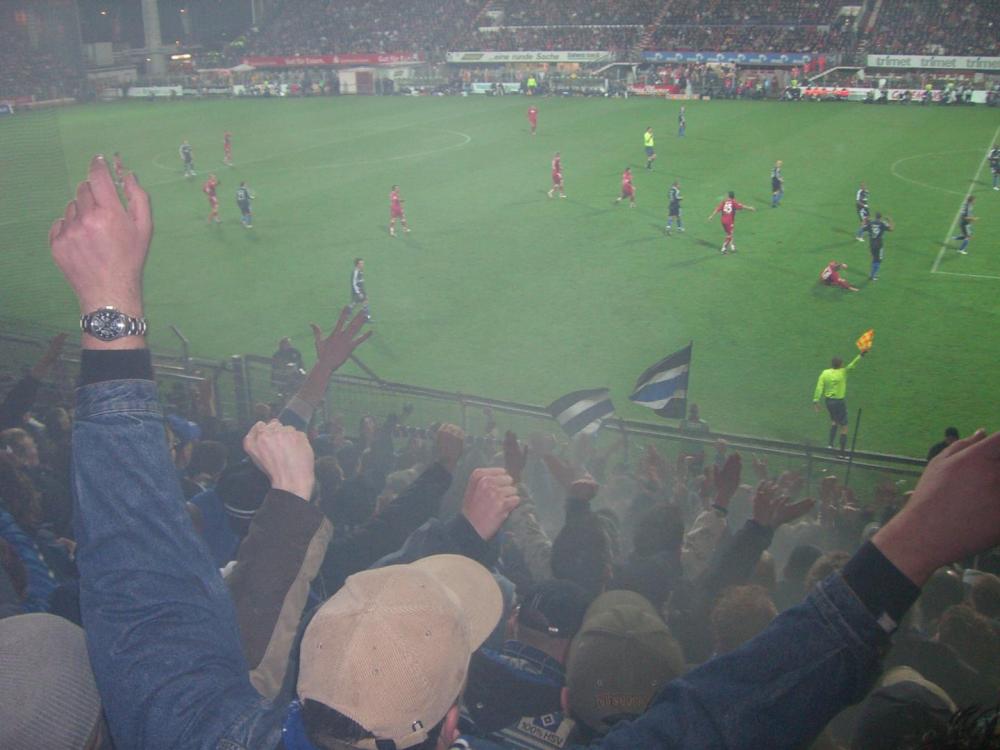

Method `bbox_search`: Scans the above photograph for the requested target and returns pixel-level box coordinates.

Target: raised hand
[713,452,743,509]
[310,307,373,375]
[503,431,528,485]
[569,475,599,503]
[753,481,815,529]
[776,470,805,500]
[30,333,68,379]
[462,467,519,540]
[873,430,1000,586]
[434,423,465,473]
[750,454,769,483]
[50,155,152,335]
[541,453,577,490]
[243,420,316,501]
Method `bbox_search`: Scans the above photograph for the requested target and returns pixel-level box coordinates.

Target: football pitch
[1,96,998,457]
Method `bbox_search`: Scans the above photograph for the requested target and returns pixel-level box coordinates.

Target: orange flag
[856,329,874,352]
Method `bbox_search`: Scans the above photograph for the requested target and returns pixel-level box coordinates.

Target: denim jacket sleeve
[583,573,887,750]
[73,379,267,750]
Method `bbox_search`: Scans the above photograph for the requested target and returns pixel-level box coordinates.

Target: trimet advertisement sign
[447,51,612,63]
[867,54,1000,71]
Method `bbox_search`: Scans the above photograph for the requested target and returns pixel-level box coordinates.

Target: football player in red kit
[707,191,756,254]
[223,131,233,166]
[389,185,410,237]
[614,167,636,207]
[203,174,220,224]
[820,261,859,291]
[548,152,566,198]
[528,106,538,135]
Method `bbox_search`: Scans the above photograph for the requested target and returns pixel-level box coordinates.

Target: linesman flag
[629,343,693,419]
[546,388,615,437]
[856,329,874,353]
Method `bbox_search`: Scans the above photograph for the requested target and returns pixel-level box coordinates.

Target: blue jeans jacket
[74,378,889,750]
[73,379,285,750]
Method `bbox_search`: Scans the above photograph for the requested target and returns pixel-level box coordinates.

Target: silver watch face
[89,308,129,341]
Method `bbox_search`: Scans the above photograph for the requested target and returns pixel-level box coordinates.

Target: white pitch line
[930,123,1000,274]
[889,150,976,197]
[931,269,1000,281]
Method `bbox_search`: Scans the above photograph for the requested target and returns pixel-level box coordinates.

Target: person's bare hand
[50,155,152,331]
[569,474,599,503]
[503,431,528,485]
[819,475,840,506]
[542,453,576,490]
[753,481,815,529]
[813,403,821,413]
[434,423,465,473]
[874,429,1000,586]
[310,307,373,375]
[750,454,769,483]
[30,333,68,379]
[243,420,316,501]
[713,452,742,509]
[776,470,805,499]
[462,467,519,540]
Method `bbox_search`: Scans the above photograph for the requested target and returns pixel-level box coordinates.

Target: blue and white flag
[546,388,614,437]
[629,344,692,419]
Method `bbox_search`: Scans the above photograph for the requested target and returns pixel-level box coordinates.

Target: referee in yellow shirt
[644,127,656,170]
[813,352,866,452]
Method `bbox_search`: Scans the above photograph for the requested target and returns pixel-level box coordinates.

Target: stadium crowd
[237,0,482,57]
[3,155,1000,749]
[864,0,1000,56]
[0,25,82,100]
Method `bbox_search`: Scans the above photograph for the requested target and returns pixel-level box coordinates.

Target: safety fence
[0,322,926,498]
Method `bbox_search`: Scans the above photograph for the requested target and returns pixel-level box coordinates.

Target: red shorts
[552,172,562,184]
[722,220,734,238]
[209,197,218,207]
[529,117,537,125]
[390,207,404,219]
[224,145,232,154]
[621,186,635,198]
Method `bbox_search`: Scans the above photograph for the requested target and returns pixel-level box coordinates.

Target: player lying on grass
[820,261,859,292]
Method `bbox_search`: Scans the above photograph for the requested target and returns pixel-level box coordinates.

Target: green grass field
[2,96,998,456]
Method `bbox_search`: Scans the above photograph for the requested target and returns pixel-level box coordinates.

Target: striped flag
[629,344,692,419]
[546,388,615,437]
[856,328,874,352]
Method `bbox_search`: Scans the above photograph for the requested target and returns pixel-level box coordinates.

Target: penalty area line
[930,123,1000,274]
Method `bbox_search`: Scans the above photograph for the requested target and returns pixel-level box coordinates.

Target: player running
[989,144,1000,190]
[863,212,893,281]
[614,167,636,207]
[644,127,656,169]
[820,261,859,292]
[678,106,686,137]
[707,191,756,254]
[203,174,220,224]
[113,152,125,186]
[236,181,254,228]
[953,196,976,254]
[548,152,566,198]
[180,140,196,178]
[771,161,784,207]
[665,180,683,234]
[389,185,410,237]
[223,131,233,166]
[855,182,869,240]
[528,106,538,135]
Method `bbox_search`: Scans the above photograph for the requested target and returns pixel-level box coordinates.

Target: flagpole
[844,407,862,487]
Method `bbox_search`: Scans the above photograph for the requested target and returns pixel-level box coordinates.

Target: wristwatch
[80,306,148,341]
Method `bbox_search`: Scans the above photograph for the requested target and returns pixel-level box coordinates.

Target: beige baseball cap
[297,554,503,749]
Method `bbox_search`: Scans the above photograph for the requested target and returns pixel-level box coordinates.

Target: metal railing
[0,323,926,496]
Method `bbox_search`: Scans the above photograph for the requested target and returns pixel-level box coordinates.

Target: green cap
[565,590,685,735]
